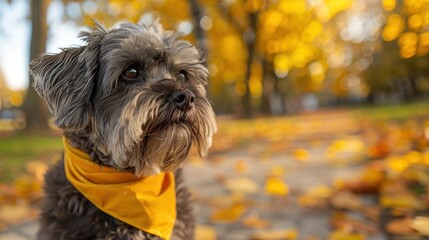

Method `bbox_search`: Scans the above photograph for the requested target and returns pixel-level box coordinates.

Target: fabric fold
[63,138,176,240]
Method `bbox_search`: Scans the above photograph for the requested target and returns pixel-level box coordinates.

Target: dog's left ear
[30,22,107,130]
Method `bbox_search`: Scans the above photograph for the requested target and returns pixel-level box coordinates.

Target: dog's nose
[172,90,195,111]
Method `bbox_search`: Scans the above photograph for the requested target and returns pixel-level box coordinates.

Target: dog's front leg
[37,161,97,240]
[171,169,195,240]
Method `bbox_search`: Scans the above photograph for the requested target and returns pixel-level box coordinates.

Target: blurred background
[0,0,429,239]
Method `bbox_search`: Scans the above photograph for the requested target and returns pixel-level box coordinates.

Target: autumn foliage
[54,0,429,116]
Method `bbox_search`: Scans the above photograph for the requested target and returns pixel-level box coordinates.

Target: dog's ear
[30,22,107,130]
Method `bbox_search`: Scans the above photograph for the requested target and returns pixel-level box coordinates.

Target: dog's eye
[122,66,139,80]
[178,71,187,80]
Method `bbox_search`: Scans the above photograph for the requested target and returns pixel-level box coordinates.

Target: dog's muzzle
[171,89,195,111]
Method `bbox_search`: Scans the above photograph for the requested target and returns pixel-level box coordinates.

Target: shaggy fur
[30,20,216,240]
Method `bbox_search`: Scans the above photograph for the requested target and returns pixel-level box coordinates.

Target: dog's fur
[30,20,216,240]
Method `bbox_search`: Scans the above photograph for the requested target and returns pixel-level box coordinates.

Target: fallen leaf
[242,212,271,229]
[390,208,412,218]
[380,193,425,210]
[410,216,429,236]
[344,181,379,194]
[298,185,332,207]
[210,203,246,223]
[0,200,37,226]
[250,229,298,240]
[234,160,249,174]
[328,229,366,240]
[386,217,417,235]
[305,185,333,198]
[328,138,365,154]
[329,190,363,210]
[368,139,391,159]
[0,184,17,205]
[361,207,380,222]
[333,179,346,190]
[343,163,384,194]
[292,148,309,162]
[330,212,377,234]
[268,165,286,177]
[25,161,48,182]
[385,196,425,210]
[265,176,289,196]
[223,177,260,194]
[14,175,43,202]
[195,225,217,240]
[386,156,409,173]
[297,195,328,208]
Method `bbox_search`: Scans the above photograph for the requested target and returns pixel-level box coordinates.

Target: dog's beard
[136,123,194,176]
[106,89,216,176]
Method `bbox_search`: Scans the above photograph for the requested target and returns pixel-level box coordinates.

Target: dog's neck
[64,130,112,168]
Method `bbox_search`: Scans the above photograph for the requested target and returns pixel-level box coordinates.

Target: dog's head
[30,20,217,176]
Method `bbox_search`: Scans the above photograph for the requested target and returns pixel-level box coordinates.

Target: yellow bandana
[63,138,176,240]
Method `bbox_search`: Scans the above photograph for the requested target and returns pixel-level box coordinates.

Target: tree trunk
[187,0,212,96]
[241,12,258,118]
[187,0,208,56]
[260,60,275,115]
[22,0,50,132]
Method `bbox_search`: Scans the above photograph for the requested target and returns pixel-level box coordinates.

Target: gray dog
[30,20,217,240]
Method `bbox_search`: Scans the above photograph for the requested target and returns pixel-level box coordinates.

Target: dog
[30,20,217,240]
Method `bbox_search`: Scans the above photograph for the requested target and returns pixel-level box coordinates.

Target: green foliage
[0,135,62,182]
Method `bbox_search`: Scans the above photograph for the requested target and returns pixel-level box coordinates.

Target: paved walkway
[0,221,38,240]
[185,138,386,240]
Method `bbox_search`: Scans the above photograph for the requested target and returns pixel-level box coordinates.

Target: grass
[351,100,429,120]
[0,134,62,183]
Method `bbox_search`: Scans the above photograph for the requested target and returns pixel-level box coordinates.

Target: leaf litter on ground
[2,112,429,239]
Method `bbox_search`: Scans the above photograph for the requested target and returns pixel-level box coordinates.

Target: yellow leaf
[329,190,363,210]
[381,178,424,209]
[265,176,289,196]
[328,138,365,153]
[411,216,429,236]
[250,229,298,240]
[26,161,48,182]
[268,165,286,177]
[224,177,260,194]
[306,185,333,198]
[14,176,43,201]
[292,148,309,161]
[242,212,271,229]
[298,185,333,207]
[210,203,246,223]
[380,194,425,209]
[298,195,327,208]
[195,225,217,240]
[329,229,366,240]
[386,218,417,235]
[0,201,37,226]
[234,160,249,174]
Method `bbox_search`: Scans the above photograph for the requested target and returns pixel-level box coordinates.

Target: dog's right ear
[30,22,108,131]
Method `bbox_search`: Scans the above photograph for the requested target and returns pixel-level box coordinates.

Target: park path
[185,135,386,240]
